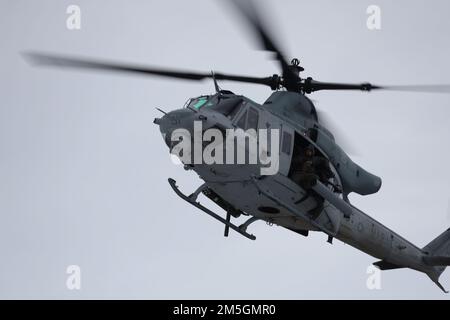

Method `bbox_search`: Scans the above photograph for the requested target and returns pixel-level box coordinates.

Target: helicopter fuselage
[156,90,444,290]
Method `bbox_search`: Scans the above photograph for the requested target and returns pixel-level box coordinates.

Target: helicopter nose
[155,109,196,147]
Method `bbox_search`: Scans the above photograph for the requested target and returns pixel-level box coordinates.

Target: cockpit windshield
[184,95,216,110]
[183,94,242,119]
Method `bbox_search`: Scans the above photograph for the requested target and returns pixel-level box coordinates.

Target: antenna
[155,107,167,115]
[211,71,221,93]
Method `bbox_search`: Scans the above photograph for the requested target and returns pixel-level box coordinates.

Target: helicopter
[23,0,450,292]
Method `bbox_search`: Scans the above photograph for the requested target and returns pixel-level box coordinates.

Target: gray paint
[157,90,449,291]
[2,0,450,298]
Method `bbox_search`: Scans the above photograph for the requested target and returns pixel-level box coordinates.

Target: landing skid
[168,178,256,240]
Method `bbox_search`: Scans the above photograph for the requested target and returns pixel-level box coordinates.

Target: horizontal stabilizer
[373,260,404,270]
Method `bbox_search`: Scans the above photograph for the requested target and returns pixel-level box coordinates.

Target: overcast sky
[1,0,450,299]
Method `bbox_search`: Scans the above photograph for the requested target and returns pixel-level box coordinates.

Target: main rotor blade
[305,79,450,94]
[381,84,450,94]
[23,52,275,87]
[304,80,380,93]
[225,0,295,81]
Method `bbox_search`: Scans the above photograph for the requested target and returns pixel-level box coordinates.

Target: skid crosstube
[168,178,256,240]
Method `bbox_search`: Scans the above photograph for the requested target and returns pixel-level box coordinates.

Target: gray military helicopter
[24,0,450,292]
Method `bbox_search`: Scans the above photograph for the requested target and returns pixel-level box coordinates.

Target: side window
[281,131,292,155]
[227,102,241,120]
[236,110,247,129]
[210,98,243,120]
[246,108,259,131]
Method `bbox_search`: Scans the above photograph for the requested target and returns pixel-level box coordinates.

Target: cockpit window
[186,96,209,109]
[184,96,214,110]
[209,97,243,119]
[184,95,219,109]
[184,95,243,120]
[193,98,207,109]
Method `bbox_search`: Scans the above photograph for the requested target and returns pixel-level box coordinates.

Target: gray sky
[1,0,450,299]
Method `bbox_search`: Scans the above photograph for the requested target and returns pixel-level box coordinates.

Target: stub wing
[373,260,404,271]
